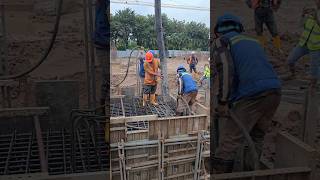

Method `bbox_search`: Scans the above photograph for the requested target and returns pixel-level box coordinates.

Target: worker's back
[221,31,281,101]
[179,72,198,93]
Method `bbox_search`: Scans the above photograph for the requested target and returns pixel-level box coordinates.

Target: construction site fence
[112,50,209,58]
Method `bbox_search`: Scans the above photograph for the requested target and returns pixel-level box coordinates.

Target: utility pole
[155,0,169,97]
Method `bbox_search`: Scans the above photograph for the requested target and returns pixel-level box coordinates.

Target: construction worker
[176,65,198,116]
[143,51,162,106]
[187,52,199,73]
[211,13,281,173]
[138,51,145,97]
[246,0,282,50]
[200,63,210,88]
[288,6,320,90]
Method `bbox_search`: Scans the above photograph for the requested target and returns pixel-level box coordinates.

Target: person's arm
[158,59,161,69]
[176,74,183,95]
[213,37,235,105]
[144,63,160,76]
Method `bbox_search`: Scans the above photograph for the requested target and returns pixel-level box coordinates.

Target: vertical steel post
[88,0,97,109]
[82,0,92,108]
[33,115,48,172]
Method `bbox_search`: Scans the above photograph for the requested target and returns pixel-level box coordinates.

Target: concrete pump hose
[111,46,141,87]
[0,0,63,80]
[228,109,260,171]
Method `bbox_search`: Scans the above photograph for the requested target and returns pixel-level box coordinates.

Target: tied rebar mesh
[110,96,176,118]
[111,96,177,131]
[0,127,108,175]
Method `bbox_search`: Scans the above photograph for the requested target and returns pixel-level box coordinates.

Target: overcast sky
[111,0,210,27]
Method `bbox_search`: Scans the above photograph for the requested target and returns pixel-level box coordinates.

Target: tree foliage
[111,8,209,51]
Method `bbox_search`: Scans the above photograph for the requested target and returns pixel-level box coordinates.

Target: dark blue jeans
[189,64,197,73]
[288,45,320,79]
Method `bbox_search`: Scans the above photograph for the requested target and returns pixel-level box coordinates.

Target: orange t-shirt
[144,58,160,85]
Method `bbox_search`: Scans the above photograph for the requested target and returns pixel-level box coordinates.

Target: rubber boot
[142,94,148,107]
[150,94,159,106]
[272,35,282,52]
[257,35,267,49]
[211,157,234,174]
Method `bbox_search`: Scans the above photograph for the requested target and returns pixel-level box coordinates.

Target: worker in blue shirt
[176,65,198,116]
[210,13,281,174]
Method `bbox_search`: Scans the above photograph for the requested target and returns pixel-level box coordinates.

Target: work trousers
[214,89,281,161]
[254,7,278,37]
[288,45,320,79]
[143,84,157,94]
[189,64,197,73]
[176,91,198,114]
[200,76,210,89]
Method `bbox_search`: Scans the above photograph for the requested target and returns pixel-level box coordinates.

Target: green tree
[112,8,136,50]
[110,8,209,51]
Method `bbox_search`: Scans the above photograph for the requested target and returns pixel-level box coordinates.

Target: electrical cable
[0,0,63,80]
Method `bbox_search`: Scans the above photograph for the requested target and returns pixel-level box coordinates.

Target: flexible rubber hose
[174,88,194,115]
[111,46,141,87]
[228,109,260,171]
[178,95,194,115]
[0,0,63,80]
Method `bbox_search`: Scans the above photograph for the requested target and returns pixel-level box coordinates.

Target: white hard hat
[191,51,195,54]
[208,57,210,62]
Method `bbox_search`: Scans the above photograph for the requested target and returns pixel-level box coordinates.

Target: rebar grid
[111,96,177,131]
[111,96,176,118]
[0,127,108,176]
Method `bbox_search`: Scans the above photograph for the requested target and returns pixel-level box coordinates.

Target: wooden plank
[275,131,320,180]
[158,114,207,121]
[303,88,320,146]
[111,115,158,124]
[0,107,49,118]
[111,95,126,99]
[211,167,311,180]
[0,171,110,180]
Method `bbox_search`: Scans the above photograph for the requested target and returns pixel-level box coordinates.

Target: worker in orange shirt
[143,51,162,106]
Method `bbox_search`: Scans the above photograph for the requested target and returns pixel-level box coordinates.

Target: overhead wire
[110,0,210,11]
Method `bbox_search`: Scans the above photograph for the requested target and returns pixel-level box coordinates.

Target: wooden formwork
[110,134,209,180]
[110,97,210,180]
[0,171,110,180]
